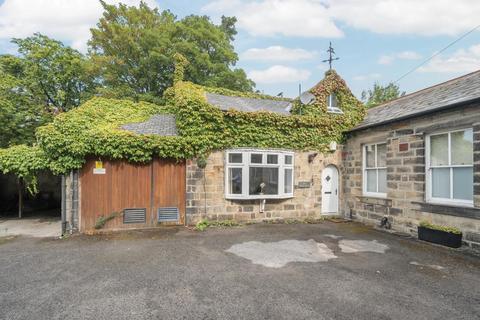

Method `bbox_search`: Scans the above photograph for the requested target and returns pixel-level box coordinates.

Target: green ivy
[0,145,50,193]
[0,69,365,180]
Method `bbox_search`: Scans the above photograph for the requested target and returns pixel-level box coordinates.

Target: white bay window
[426,129,473,206]
[225,150,294,199]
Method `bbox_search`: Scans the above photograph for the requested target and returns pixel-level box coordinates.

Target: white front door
[321,165,339,214]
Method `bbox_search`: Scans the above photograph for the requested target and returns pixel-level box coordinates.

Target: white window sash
[225,149,294,200]
[425,129,473,207]
[363,143,387,198]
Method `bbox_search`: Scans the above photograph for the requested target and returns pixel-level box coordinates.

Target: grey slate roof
[206,92,292,115]
[122,114,178,136]
[353,70,480,131]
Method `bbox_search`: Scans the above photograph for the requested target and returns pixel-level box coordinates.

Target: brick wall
[186,149,343,224]
[343,103,480,249]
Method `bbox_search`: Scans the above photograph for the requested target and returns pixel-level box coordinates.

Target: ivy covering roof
[0,70,365,181]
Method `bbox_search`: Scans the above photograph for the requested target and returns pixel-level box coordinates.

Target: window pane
[267,154,278,164]
[378,169,387,193]
[366,169,377,192]
[249,167,279,195]
[251,153,262,163]
[451,129,473,165]
[432,168,450,198]
[453,167,473,201]
[228,168,242,194]
[228,153,242,163]
[285,155,293,165]
[328,94,338,108]
[377,144,387,167]
[430,134,448,166]
[284,168,293,194]
[366,145,376,168]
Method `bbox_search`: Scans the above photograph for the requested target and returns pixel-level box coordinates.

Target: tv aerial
[300,91,315,105]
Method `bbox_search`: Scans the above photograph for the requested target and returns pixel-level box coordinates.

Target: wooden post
[18,178,23,219]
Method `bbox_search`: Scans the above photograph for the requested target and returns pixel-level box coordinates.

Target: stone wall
[186,149,343,224]
[343,102,480,249]
[64,170,79,233]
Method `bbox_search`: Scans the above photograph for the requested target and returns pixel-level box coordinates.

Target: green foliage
[0,145,50,193]
[2,70,364,181]
[88,1,254,101]
[361,82,405,108]
[0,64,52,147]
[95,212,121,229]
[419,221,462,235]
[12,33,96,112]
[194,219,240,231]
[35,97,198,174]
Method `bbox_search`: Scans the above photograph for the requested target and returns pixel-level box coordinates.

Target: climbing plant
[0,69,365,177]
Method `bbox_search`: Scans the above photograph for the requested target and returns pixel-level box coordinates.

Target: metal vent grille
[123,208,146,224]
[158,207,179,222]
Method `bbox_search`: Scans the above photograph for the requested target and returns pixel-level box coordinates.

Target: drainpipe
[61,175,66,235]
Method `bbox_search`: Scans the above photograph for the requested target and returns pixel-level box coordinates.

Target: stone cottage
[343,70,480,249]
[58,69,480,249]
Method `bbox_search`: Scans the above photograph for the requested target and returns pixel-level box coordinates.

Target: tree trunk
[18,178,23,219]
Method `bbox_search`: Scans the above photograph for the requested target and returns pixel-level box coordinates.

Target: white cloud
[378,51,422,65]
[202,0,343,38]
[204,0,480,37]
[352,73,381,81]
[242,46,316,61]
[0,0,157,52]
[248,65,311,84]
[327,0,480,36]
[378,55,395,65]
[397,51,422,60]
[418,44,480,73]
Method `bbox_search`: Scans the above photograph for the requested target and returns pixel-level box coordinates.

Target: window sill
[225,195,294,200]
[412,201,480,220]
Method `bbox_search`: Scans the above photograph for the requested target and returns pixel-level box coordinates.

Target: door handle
[324,191,331,194]
[335,189,337,195]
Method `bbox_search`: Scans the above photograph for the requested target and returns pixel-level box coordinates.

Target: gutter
[349,97,480,133]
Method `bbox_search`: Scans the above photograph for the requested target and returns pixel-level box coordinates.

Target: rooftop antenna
[322,41,339,70]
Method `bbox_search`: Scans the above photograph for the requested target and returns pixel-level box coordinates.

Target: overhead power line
[393,23,480,83]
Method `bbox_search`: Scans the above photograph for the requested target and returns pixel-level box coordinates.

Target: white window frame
[362,142,387,198]
[425,128,473,207]
[225,149,294,200]
[327,93,343,114]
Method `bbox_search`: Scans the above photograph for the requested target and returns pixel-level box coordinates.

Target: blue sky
[1,0,479,98]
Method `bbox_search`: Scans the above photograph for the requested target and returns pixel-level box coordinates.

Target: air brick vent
[158,207,179,222]
[123,208,146,224]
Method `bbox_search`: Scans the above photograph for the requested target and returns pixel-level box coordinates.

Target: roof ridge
[367,69,480,111]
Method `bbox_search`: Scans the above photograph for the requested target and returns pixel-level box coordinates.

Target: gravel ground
[0,222,479,320]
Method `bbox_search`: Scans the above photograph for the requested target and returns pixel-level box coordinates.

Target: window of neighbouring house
[426,128,473,206]
[225,150,294,199]
[327,93,343,114]
[363,143,387,197]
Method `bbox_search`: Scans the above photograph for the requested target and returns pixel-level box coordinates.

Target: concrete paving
[0,222,479,320]
[0,218,61,238]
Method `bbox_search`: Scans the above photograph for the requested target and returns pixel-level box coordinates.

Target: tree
[88,1,254,101]
[0,56,51,148]
[361,82,405,108]
[12,33,96,112]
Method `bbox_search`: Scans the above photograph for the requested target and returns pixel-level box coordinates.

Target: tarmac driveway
[0,222,479,320]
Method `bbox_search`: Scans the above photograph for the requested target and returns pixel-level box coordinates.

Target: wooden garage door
[79,159,185,232]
